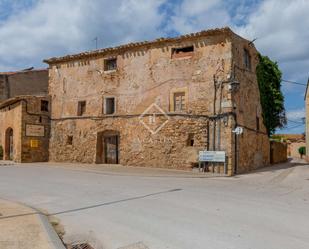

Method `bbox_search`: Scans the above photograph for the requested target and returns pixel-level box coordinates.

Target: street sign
[199,151,226,162]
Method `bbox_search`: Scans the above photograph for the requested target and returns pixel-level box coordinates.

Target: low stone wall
[270,141,287,164]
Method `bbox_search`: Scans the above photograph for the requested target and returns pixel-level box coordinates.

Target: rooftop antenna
[93,37,98,49]
[248,38,258,46]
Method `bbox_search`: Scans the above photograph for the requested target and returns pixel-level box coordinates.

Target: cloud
[0,0,308,94]
[165,0,231,34]
[286,108,305,121]
[0,0,166,70]
[236,0,309,60]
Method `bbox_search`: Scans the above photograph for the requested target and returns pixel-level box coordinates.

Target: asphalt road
[0,161,308,249]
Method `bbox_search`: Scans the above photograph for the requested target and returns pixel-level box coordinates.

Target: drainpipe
[233,113,238,175]
[217,81,224,150]
[213,75,217,151]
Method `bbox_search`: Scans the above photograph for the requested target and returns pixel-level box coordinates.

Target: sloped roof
[0,95,46,109]
[43,27,236,64]
[0,68,47,76]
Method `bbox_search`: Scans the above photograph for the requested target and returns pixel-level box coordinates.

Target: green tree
[298,146,306,159]
[256,54,286,136]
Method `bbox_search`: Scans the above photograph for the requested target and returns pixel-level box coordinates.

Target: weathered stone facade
[274,134,306,159]
[0,69,48,103]
[306,80,309,162]
[0,96,50,162]
[270,141,287,164]
[45,27,270,175]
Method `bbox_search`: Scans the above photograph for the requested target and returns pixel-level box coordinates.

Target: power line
[287,119,305,124]
[283,123,305,130]
[281,79,307,86]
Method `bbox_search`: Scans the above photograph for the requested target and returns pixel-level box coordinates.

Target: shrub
[298,146,306,158]
[256,54,286,136]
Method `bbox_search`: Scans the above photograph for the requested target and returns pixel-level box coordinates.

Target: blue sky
[0,0,307,134]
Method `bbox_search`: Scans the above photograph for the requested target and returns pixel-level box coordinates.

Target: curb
[37,212,67,249]
[0,198,66,249]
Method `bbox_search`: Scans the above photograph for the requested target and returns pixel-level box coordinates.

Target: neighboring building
[44,27,270,175]
[280,134,306,159]
[305,79,309,161]
[0,69,49,162]
[0,68,48,103]
[0,96,50,162]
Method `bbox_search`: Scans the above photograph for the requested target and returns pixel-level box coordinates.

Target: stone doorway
[5,127,13,160]
[96,131,119,164]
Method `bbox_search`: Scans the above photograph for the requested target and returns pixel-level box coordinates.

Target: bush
[298,146,306,158]
[0,145,3,160]
[256,54,286,136]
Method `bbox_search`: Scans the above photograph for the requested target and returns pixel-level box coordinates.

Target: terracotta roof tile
[44,27,235,64]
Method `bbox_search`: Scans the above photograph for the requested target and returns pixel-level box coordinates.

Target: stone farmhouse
[0,69,50,162]
[44,27,270,175]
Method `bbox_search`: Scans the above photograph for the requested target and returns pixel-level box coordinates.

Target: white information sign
[199,151,226,162]
[26,124,45,137]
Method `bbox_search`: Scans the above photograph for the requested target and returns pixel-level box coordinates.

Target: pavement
[0,161,308,249]
[0,199,65,249]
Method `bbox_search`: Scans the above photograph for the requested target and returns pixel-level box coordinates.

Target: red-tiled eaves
[43,27,235,64]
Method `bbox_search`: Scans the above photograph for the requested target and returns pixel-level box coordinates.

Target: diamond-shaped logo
[139,103,170,135]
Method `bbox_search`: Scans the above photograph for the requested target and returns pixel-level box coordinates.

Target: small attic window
[104,58,117,71]
[172,46,194,59]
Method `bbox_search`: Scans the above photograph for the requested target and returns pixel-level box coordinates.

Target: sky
[0,0,307,134]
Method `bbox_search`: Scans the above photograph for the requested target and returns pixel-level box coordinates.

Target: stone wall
[287,141,306,158]
[48,32,236,173]
[305,88,309,162]
[231,34,270,173]
[0,69,48,103]
[270,141,287,164]
[0,96,50,162]
[0,75,9,102]
[0,103,23,161]
[46,28,270,175]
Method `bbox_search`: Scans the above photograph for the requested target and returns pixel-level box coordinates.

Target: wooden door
[104,135,118,164]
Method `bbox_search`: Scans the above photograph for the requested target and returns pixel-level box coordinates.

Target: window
[244,49,251,70]
[256,116,260,131]
[172,46,194,59]
[104,58,117,71]
[41,100,49,112]
[67,136,73,145]
[187,133,195,146]
[174,92,186,112]
[77,101,86,116]
[104,97,115,115]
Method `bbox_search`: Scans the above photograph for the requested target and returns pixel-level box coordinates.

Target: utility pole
[93,37,98,49]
